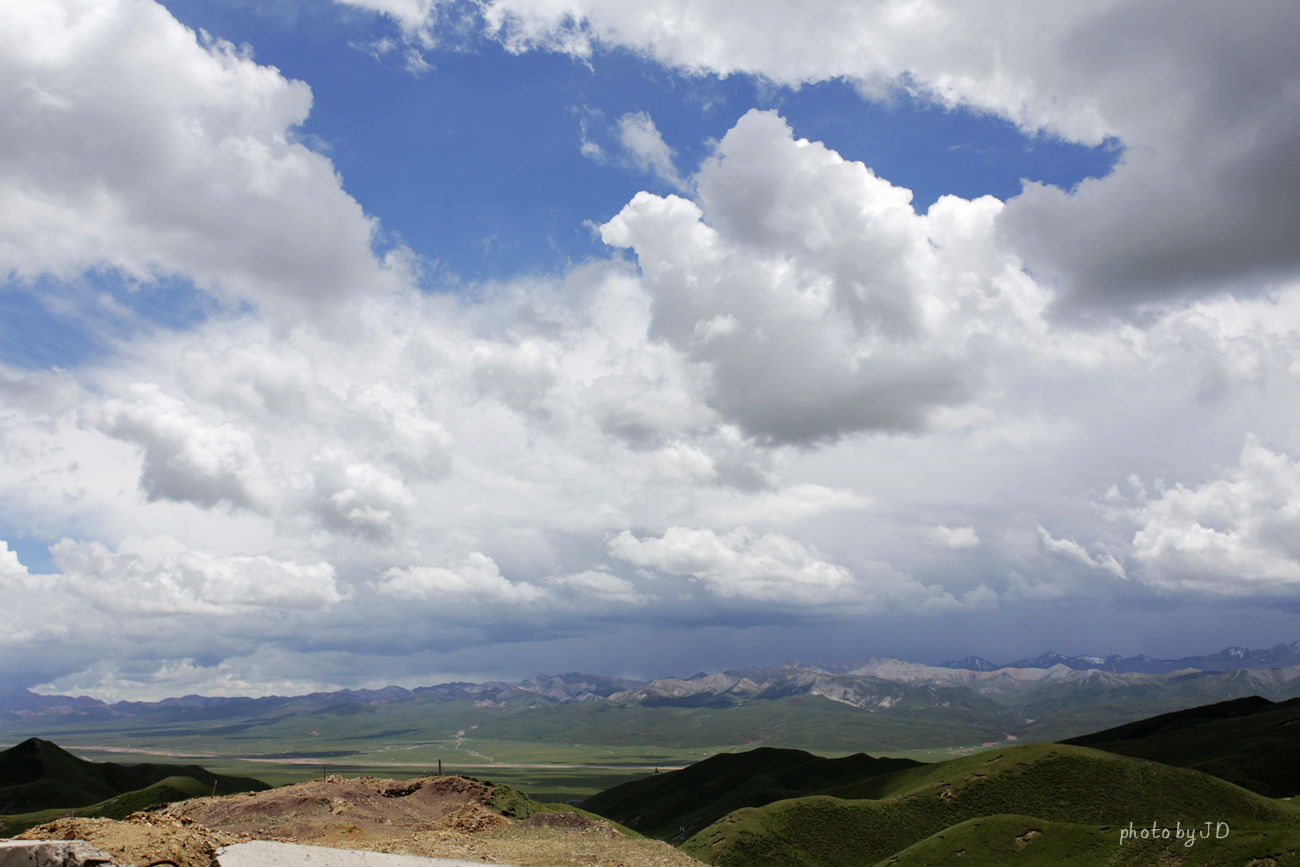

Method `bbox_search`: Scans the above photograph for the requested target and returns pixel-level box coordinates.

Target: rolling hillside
[580,746,921,840]
[0,738,269,834]
[1061,695,1300,797]
[679,742,1300,867]
[573,694,1300,865]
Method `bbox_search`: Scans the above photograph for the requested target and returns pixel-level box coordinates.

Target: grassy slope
[581,747,921,840]
[1059,695,1300,798]
[680,743,1300,867]
[0,738,271,835]
[0,776,216,835]
[0,738,160,811]
[0,738,270,811]
[469,775,643,837]
[870,814,1300,867]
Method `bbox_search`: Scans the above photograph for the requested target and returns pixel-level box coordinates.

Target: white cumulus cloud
[930,525,980,549]
[544,569,653,606]
[1128,436,1300,591]
[374,552,547,603]
[0,0,406,320]
[5,0,1300,693]
[93,383,277,512]
[52,535,345,615]
[608,525,856,605]
[600,109,1044,444]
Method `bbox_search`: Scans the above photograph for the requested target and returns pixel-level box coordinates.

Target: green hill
[0,776,219,835]
[0,737,270,834]
[868,814,1300,867]
[1059,695,1300,798]
[0,737,161,812]
[679,742,1300,867]
[580,747,921,840]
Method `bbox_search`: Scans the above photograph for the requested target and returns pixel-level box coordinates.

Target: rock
[212,841,514,867]
[0,840,120,867]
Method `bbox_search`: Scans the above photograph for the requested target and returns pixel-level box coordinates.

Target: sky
[2,0,1299,701]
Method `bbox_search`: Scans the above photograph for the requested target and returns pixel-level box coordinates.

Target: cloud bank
[347,0,1300,307]
[0,0,1297,698]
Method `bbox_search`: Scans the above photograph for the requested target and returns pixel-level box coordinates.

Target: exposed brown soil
[12,776,703,867]
[160,775,494,845]
[15,813,249,867]
[1014,828,1041,848]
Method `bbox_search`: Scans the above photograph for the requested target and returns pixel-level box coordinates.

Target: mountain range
[5,641,1300,756]
[7,641,1298,719]
[941,640,1300,673]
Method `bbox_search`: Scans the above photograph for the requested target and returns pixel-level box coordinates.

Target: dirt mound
[159,775,489,846]
[15,775,705,867]
[15,813,248,867]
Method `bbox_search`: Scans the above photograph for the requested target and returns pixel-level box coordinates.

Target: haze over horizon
[2,0,1299,702]
[14,639,1300,704]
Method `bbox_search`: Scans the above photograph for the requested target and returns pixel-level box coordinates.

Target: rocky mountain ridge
[941,640,1300,673]
[5,641,1297,719]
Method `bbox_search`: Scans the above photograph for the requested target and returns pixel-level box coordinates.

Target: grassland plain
[2,694,1028,756]
[9,663,1300,769]
[678,743,1300,867]
[4,691,1036,805]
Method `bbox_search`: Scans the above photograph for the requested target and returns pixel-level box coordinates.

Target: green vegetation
[0,738,269,835]
[468,776,643,836]
[1061,695,1300,797]
[581,747,920,840]
[871,814,1300,866]
[0,776,222,835]
[1003,669,1300,741]
[3,693,1027,757]
[9,665,1300,773]
[42,747,673,802]
[465,691,1025,752]
[678,743,1300,867]
[7,693,1300,866]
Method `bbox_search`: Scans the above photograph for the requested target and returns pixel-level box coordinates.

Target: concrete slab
[0,840,120,867]
[213,842,518,867]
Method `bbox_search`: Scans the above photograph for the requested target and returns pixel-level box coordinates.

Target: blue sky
[3,1,1119,373]
[147,0,1120,286]
[2,0,1299,700]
